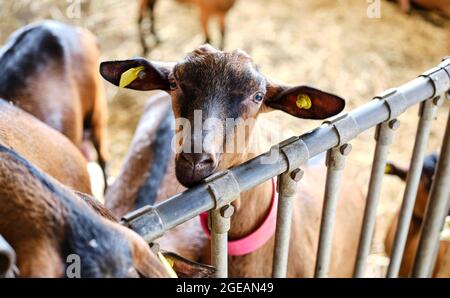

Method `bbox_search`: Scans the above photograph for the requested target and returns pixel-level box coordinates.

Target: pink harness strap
[199,178,278,256]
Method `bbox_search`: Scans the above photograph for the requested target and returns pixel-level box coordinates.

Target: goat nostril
[199,156,214,165]
[180,153,192,165]
[179,153,216,168]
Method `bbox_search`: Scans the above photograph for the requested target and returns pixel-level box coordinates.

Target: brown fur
[397,0,450,17]
[105,93,172,215]
[105,94,207,262]
[385,161,449,277]
[0,99,91,194]
[0,21,109,186]
[0,99,205,278]
[0,148,169,278]
[385,215,448,277]
[436,242,450,277]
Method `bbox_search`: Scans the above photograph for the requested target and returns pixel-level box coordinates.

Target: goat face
[100,45,345,187]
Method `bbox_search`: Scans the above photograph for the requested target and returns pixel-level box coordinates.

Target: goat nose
[176,152,218,187]
[179,153,215,168]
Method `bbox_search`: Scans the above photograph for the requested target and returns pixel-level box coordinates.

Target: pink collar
[199,178,278,256]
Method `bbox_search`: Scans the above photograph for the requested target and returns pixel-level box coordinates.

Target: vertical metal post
[354,119,399,277]
[387,98,439,277]
[210,204,234,278]
[412,110,450,277]
[315,144,352,277]
[272,169,302,278]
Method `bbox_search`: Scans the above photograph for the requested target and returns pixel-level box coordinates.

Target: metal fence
[121,57,450,278]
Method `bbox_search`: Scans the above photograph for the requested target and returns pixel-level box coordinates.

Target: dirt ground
[1,0,449,277]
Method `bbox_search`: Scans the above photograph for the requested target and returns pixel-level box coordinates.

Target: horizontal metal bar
[272,171,300,278]
[412,109,450,277]
[387,98,438,278]
[122,60,449,244]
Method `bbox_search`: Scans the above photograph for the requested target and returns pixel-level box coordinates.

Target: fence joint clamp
[120,205,165,242]
[323,113,359,146]
[420,66,450,98]
[204,170,240,209]
[278,136,310,173]
[374,88,407,120]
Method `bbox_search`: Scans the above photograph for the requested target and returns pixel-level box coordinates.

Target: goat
[385,153,449,277]
[100,44,366,277]
[0,20,109,188]
[0,143,170,277]
[138,0,160,56]
[397,0,450,17]
[0,142,214,277]
[138,0,236,55]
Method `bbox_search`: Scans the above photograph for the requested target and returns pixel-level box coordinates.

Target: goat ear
[99,58,174,91]
[161,251,216,278]
[385,161,408,181]
[264,83,345,120]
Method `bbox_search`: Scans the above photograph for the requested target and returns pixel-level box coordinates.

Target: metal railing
[121,57,450,278]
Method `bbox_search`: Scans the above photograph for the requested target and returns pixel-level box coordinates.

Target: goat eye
[169,80,178,90]
[254,92,264,102]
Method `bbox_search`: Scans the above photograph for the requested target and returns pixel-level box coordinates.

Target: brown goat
[397,0,450,17]
[100,45,366,277]
[138,0,236,55]
[1,147,216,277]
[385,154,449,277]
[0,21,109,188]
[0,144,171,277]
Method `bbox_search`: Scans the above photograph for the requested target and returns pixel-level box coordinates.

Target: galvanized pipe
[412,110,450,277]
[386,98,439,278]
[272,170,302,277]
[315,144,352,277]
[121,63,444,244]
[0,235,15,278]
[210,205,233,278]
[354,120,398,277]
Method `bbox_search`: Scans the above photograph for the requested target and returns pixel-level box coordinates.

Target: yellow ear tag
[119,66,145,88]
[157,251,178,278]
[296,94,312,110]
[385,164,391,174]
[441,216,450,242]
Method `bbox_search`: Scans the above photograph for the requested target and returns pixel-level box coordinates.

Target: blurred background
[1,0,449,276]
